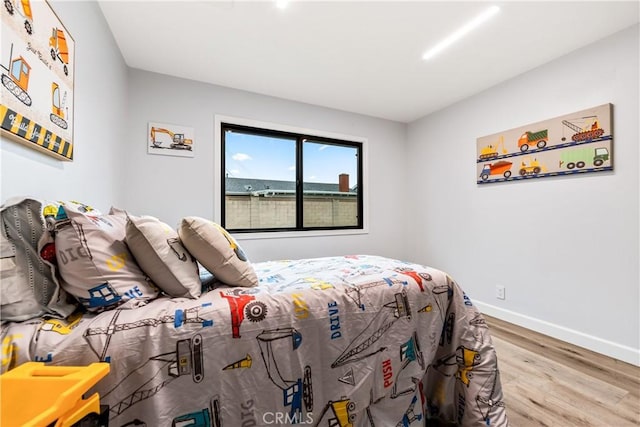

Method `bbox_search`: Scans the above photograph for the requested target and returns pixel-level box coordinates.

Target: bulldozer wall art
[1,0,74,161]
[476,103,612,184]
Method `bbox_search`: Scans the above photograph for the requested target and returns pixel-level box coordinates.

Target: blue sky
[225,131,358,184]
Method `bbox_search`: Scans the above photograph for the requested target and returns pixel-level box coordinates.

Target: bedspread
[1,255,508,426]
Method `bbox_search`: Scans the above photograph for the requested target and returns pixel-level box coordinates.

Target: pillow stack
[1,193,260,318]
[47,201,260,312]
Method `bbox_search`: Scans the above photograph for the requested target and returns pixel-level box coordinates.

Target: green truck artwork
[559,147,610,170]
[518,129,548,152]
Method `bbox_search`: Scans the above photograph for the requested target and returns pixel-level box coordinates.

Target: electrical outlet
[496,285,505,300]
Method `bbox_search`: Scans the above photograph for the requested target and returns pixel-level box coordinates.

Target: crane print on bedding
[0,255,508,426]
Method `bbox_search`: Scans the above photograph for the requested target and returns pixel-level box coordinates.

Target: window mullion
[221,127,227,228]
[296,136,304,229]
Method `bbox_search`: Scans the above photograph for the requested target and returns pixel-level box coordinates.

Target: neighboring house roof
[225,177,356,196]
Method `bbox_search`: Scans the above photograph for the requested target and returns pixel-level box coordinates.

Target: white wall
[407,24,639,365]
[122,69,408,262]
[0,0,128,209]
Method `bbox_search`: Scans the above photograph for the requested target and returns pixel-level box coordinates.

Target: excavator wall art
[476,103,612,184]
[148,121,195,158]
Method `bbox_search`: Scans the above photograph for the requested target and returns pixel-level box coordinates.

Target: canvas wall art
[148,121,194,158]
[1,0,75,161]
[476,103,613,184]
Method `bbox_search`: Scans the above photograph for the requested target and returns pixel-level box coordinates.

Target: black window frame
[221,122,364,233]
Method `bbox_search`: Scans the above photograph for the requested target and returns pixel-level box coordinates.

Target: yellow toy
[1,362,110,427]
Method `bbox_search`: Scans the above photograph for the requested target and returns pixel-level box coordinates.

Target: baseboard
[474,301,640,367]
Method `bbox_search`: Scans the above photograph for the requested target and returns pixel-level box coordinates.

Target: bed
[0,198,509,427]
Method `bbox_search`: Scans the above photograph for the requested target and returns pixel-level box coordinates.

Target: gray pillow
[178,217,257,288]
[55,207,159,311]
[0,197,77,322]
[126,215,200,298]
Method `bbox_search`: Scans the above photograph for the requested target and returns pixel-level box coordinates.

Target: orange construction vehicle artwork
[1,44,32,106]
[4,0,33,34]
[50,82,68,129]
[561,116,604,142]
[50,27,70,75]
[150,127,193,150]
[479,161,512,181]
[517,129,548,152]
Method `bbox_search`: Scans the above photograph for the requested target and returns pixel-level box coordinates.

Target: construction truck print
[561,116,604,142]
[396,395,423,427]
[172,397,222,427]
[432,345,481,387]
[221,290,267,338]
[147,122,195,157]
[4,0,33,35]
[1,44,32,106]
[39,312,82,335]
[83,304,214,361]
[479,161,512,181]
[476,104,612,184]
[150,126,193,150]
[559,146,610,170]
[518,156,547,177]
[257,328,313,421]
[1,0,75,160]
[478,136,507,160]
[75,305,215,420]
[50,82,68,129]
[393,267,432,292]
[313,397,356,427]
[391,333,425,399]
[78,283,122,309]
[517,129,548,152]
[103,334,205,420]
[332,290,411,368]
[49,27,70,75]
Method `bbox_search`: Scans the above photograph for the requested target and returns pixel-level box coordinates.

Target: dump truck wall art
[476,103,612,184]
[1,0,75,160]
[517,129,548,152]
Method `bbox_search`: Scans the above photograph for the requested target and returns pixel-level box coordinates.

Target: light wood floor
[484,315,640,427]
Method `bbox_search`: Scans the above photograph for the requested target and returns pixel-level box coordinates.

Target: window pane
[224,129,297,229]
[303,140,359,227]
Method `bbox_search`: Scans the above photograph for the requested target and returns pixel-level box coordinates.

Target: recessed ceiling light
[422,5,500,61]
[276,0,289,9]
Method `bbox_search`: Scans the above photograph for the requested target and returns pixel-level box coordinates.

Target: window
[221,122,363,233]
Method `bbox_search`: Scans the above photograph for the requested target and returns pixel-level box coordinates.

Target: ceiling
[98,1,639,123]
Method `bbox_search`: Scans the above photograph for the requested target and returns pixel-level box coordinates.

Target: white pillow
[178,217,257,288]
[126,215,201,298]
[55,207,159,311]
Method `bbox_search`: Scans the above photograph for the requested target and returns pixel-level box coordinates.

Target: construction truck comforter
[1,255,508,426]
